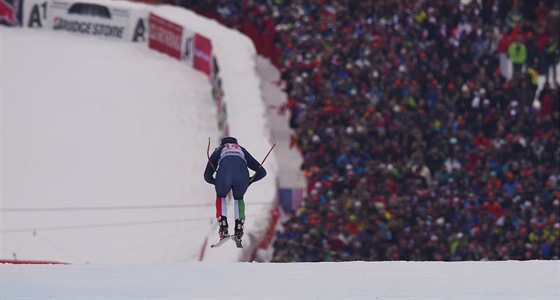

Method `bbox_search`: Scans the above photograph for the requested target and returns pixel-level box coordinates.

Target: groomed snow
[1,26,220,263]
[2,1,278,264]
[1,260,558,299]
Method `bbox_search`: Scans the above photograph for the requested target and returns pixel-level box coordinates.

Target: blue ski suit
[204,142,266,219]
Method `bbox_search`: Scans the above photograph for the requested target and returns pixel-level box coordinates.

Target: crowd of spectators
[180,0,560,261]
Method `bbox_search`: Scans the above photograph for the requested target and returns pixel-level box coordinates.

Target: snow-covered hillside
[1,1,277,263]
[1,260,558,299]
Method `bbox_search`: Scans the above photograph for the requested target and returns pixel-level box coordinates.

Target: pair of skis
[210,235,242,248]
[207,137,278,249]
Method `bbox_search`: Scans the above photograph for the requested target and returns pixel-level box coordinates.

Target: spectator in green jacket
[508,36,528,79]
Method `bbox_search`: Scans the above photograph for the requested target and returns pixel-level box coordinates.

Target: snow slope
[1,260,558,299]
[1,0,277,263]
[1,26,219,263]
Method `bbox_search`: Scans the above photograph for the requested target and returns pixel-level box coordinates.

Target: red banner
[0,0,23,27]
[193,33,212,76]
[148,13,182,60]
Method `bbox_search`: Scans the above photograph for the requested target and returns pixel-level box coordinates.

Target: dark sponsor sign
[67,2,111,19]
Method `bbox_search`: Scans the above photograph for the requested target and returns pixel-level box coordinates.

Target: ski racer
[204,136,267,243]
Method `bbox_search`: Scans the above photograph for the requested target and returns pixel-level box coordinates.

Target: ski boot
[218,216,229,240]
[234,219,244,248]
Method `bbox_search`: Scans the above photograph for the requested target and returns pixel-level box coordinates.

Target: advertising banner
[148,13,182,60]
[1,0,23,27]
[128,9,148,43]
[48,1,130,40]
[23,0,47,28]
[193,33,212,76]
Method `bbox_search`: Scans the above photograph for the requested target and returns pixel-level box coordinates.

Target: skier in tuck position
[204,136,267,244]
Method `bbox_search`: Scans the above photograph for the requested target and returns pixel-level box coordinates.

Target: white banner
[23,0,148,43]
[48,1,130,40]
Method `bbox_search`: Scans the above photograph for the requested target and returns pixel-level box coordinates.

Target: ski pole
[250,141,278,183]
[207,137,216,171]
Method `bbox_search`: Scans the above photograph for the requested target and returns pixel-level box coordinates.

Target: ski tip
[273,140,279,144]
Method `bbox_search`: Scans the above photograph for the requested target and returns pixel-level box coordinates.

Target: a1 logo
[131,18,146,42]
[26,1,47,28]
